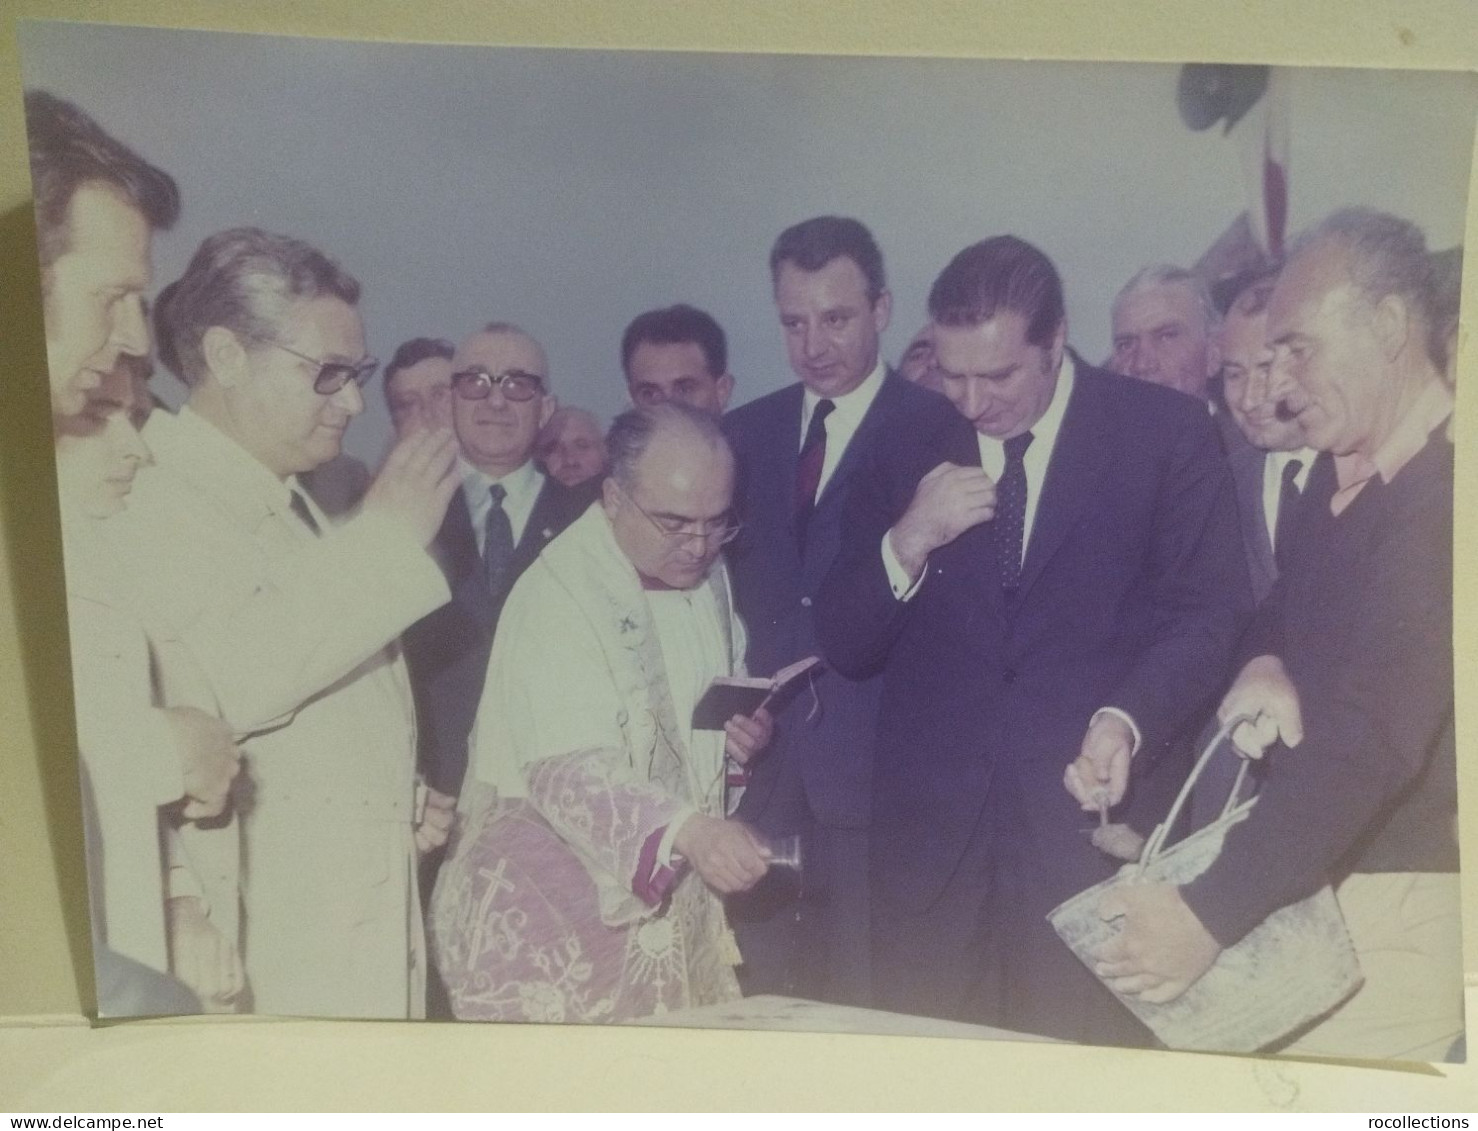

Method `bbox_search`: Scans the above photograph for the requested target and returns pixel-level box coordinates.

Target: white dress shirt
[459,457,545,556]
[800,357,887,501]
[1262,446,1317,554]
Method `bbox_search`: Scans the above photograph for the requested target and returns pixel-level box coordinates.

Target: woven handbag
[1047,715,1364,1052]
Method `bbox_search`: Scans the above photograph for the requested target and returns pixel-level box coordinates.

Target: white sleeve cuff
[1092,706,1142,758]
[881,530,927,602]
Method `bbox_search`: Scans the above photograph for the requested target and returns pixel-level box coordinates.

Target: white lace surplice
[429,507,744,1023]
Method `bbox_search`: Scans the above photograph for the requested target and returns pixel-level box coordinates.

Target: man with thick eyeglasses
[430,404,774,1023]
[253,333,378,518]
[103,226,463,1020]
[402,322,595,811]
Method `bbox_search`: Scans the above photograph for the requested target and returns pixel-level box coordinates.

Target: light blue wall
[19,22,1476,464]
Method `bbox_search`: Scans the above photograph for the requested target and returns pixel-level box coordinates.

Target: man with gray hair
[431,404,776,1023]
[105,226,462,1019]
[402,321,594,802]
[1109,264,1222,400]
[1096,209,1460,1060]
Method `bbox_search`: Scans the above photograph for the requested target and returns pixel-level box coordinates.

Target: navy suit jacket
[1219,413,1281,606]
[403,473,594,795]
[724,371,959,831]
[815,360,1252,913]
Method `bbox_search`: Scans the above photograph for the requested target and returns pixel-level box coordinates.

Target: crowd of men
[30,88,1461,1059]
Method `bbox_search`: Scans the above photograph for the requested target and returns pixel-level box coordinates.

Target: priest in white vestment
[431,404,775,1023]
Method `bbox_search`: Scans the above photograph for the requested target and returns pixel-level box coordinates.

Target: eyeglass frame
[615,479,743,547]
[247,334,379,396]
[450,366,547,403]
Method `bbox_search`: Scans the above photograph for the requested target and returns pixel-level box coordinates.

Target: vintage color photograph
[16,19,1475,1061]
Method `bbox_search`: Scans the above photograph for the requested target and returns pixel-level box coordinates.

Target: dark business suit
[724,371,958,1005]
[404,472,594,797]
[815,359,1250,1044]
[1222,416,1281,606]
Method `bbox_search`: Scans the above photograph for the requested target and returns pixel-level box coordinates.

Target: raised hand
[888,461,998,581]
[361,426,461,548]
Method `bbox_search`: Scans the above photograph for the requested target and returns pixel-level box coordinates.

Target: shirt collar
[1030,351,1076,449]
[459,456,541,503]
[802,355,887,426]
[1334,379,1454,492]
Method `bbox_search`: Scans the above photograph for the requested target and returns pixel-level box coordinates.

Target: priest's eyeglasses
[451,367,546,402]
[249,336,379,395]
[621,484,742,547]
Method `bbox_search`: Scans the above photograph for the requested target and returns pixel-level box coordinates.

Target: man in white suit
[107,227,461,1019]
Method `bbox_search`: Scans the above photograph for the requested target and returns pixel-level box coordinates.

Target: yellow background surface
[1,0,1475,1110]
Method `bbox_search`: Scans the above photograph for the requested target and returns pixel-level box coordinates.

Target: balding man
[402,323,595,800]
[430,404,775,1022]
[1098,210,1460,1061]
[535,405,608,488]
[1110,265,1222,401]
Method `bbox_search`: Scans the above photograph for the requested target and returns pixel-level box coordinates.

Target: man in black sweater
[1095,208,1460,1061]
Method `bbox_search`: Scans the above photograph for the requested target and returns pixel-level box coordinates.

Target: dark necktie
[1273,457,1304,572]
[483,483,515,596]
[794,398,835,544]
[995,431,1034,590]
[288,489,322,537]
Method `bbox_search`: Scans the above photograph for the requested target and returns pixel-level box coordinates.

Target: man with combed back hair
[816,234,1247,1045]
[25,89,179,420]
[26,89,240,1017]
[431,404,778,1023]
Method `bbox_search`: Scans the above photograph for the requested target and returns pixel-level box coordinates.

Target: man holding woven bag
[1095,209,1461,1062]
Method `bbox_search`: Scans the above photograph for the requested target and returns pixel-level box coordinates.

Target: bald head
[602,404,736,590]
[536,405,607,487]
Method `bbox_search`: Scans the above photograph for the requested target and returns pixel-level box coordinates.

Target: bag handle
[1134,713,1255,877]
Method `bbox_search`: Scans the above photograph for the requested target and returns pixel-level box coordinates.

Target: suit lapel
[437,486,480,587]
[813,369,896,516]
[1014,367,1113,600]
[512,478,565,575]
